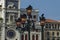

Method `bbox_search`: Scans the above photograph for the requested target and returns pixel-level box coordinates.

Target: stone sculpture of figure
[40,14,46,21]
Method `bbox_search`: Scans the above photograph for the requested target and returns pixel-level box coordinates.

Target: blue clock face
[6,0,18,9]
[8,31,14,36]
[7,30,16,38]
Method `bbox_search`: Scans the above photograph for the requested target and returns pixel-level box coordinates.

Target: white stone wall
[18,0,20,18]
[21,31,41,40]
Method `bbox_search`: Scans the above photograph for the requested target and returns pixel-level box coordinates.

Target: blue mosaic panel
[5,0,18,9]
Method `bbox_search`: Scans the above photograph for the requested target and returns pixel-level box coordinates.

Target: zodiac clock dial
[7,30,16,38]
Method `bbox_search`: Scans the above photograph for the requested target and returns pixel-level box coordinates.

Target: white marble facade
[0,0,20,40]
[0,0,41,40]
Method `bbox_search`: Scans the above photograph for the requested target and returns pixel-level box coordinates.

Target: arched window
[32,35,35,40]
[0,5,2,8]
[21,35,24,40]
[45,24,48,28]
[47,38,50,40]
[52,24,54,29]
[57,38,59,40]
[46,32,50,36]
[25,34,27,40]
[52,32,54,36]
[49,24,51,29]
[57,32,59,36]
[36,34,38,40]
[52,38,55,40]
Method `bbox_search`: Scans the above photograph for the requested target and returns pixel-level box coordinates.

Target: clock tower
[0,0,20,40]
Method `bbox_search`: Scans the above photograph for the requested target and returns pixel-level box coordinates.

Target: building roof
[45,19,60,23]
[35,19,60,29]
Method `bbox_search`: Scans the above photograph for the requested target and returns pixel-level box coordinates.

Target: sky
[21,0,60,20]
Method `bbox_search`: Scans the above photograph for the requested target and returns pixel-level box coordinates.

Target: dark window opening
[0,5,2,7]
[5,38,7,40]
[32,35,34,40]
[9,6,12,9]
[21,35,24,40]
[45,24,48,28]
[47,32,49,36]
[57,32,59,36]
[52,38,55,40]
[52,24,54,29]
[33,15,36,18]
[52,32,54,36]
[25,34,27,40]
[36,34,38,40]
[47,38,50,40]
[57,38,59,40]
[10,15,13,22]
[16,39,17,40]
[49,24,51,29]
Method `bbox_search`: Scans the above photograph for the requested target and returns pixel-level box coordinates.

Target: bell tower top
[5,0,20,9]
[0,0,20,9]
[0,0,20,24]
